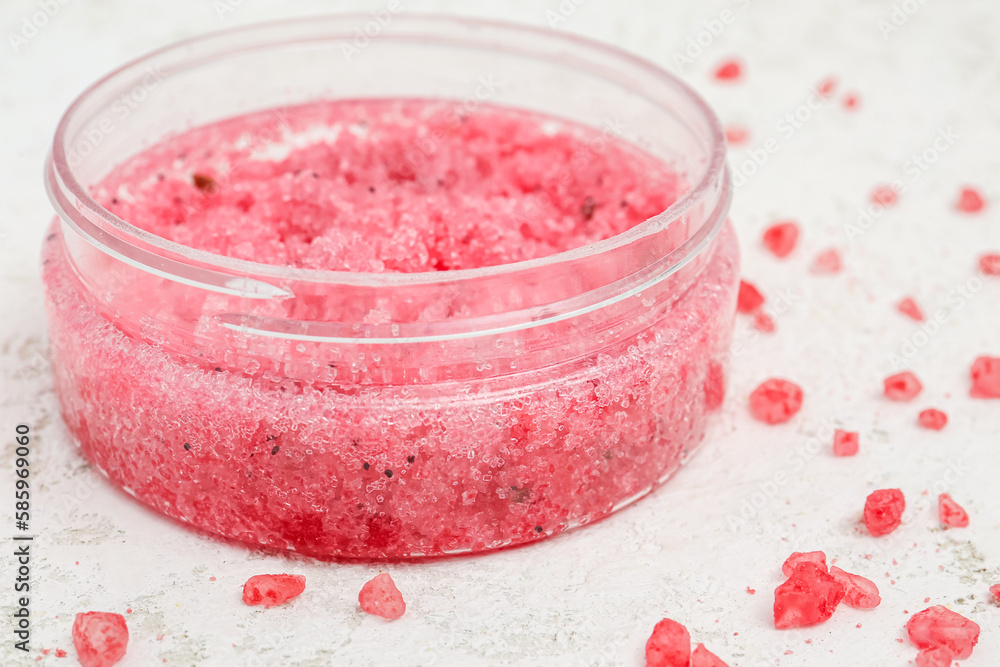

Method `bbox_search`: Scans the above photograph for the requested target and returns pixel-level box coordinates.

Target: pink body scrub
[42,17,737,558]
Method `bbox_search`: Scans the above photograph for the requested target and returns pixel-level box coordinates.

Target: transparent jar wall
[49,16,727,381]
[43,16,737,558]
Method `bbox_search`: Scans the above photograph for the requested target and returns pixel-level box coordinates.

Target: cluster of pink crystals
[645,618,729,667]
[907,605,980,664]
[773,551,880,629]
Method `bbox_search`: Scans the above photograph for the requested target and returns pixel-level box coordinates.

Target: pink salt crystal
[691,643,729,667]
[811,248,842,274]
[897,297,925,322]
[773,563,845,629]
[938,493,969,528]
[704,360,726,411]
[884,371,922,401]
[241,574,305,608]
[918,408,947,430]
[724,126,749,145]
[989,584,1000,602]
[980,252,1000,275]
[906,605,980,659]
[749,379,803,424]
[970,356,1000,398]
[714,59,742,81]
[864,489,905,537]
[358,573,406,620]
[956,187,985,213]
[72,612,128,667]
[871,185,898,207]
[842,93,860,110]
[752,312,775,333]
[737,280,764,313]
[817,76,837,98]
[781,551,828,577]
[915,646,954,667]
[832,429,859,457]
[56,649,67,658]
[762,221,799,258]
[645,618,691,667]
[828,566,881,609]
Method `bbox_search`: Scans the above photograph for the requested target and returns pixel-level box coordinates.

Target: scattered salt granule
[989,584,1000,602]
[871,185,898,207]
[724,126,749,145]
[714,59,742,81]
[938,493,969,528]
[737,279,764,313]
[980,252,1000,275]
[241,574,306,608]
[970,356,1000,398]
[918,408,947,430]
[781,551,827,578]
[864,489,905,537]
[883,371,922,401]
[896,297,924,322]
[762,221,799,258]
[749,379,803,424]
[773,562,845,629]
[752,312,775,333]
[72,612,128,667]
[832,429,859,457]
[55,649,67,658]
[811,248,842,274]
[645,618,691,667]
[359,573,406,620]
[842,92,860,110]
[828,566,881,609]
[955,186,985,213]
[817,76,837,98]
[691,642,730,667]
[906,605,980,659]
[915,646,954,667]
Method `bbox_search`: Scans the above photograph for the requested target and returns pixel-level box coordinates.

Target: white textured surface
[2,1,1000,665]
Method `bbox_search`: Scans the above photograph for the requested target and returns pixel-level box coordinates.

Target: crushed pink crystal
[864,488,905,537]
[359,573,406,620]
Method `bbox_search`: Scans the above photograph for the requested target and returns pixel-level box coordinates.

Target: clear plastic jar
[43,15,737,558]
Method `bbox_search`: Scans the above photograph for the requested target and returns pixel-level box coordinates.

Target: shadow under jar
[42,15,738,558]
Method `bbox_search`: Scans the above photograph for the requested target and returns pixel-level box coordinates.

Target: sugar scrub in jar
[42,16,738,558]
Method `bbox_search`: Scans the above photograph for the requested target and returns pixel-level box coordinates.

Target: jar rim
[45,13,729,291]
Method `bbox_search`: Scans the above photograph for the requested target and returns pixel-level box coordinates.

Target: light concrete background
[1,0,999,665]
